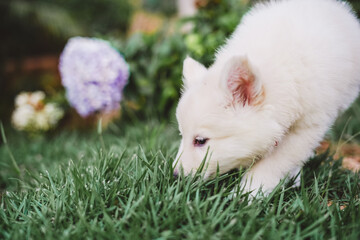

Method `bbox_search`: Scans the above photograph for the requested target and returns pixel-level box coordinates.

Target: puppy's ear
[222,56,264,107]
[182,56,207,88]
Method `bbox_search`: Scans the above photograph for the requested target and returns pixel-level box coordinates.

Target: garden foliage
[122,0,249,119]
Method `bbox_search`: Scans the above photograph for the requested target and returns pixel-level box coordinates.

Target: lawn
[1,109,360,240]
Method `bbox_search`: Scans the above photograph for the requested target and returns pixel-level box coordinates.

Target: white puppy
[174,0,360,194]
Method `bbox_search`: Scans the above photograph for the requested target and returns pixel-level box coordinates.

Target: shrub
[122,0,249,119]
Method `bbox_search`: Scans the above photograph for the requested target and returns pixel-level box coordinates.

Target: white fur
[174,0,360,194]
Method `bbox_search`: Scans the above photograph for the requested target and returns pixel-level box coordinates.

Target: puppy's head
[174,56,282,178]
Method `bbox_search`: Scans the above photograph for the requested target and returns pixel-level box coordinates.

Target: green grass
[1,99,360,239]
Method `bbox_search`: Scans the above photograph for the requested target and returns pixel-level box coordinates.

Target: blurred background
[1,0,360,133]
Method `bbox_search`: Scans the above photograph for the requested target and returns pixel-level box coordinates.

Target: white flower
[34,111,50,131]
[12,105,35,130]
[15,91,45,107]
[29,91,45,106]
[11,91,64,133]
[44,103,64,125]
[15,92,29,107]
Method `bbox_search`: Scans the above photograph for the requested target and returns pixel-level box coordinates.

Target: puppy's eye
[193,137,209,147]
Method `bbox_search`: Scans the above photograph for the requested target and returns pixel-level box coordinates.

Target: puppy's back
[216,0,360,116]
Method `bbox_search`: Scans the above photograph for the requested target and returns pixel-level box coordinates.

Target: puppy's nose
[173,169,179,178]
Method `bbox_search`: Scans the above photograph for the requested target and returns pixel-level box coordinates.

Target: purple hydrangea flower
[59,37,129,117]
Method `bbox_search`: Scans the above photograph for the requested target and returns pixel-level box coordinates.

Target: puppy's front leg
[241,123,328,195]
